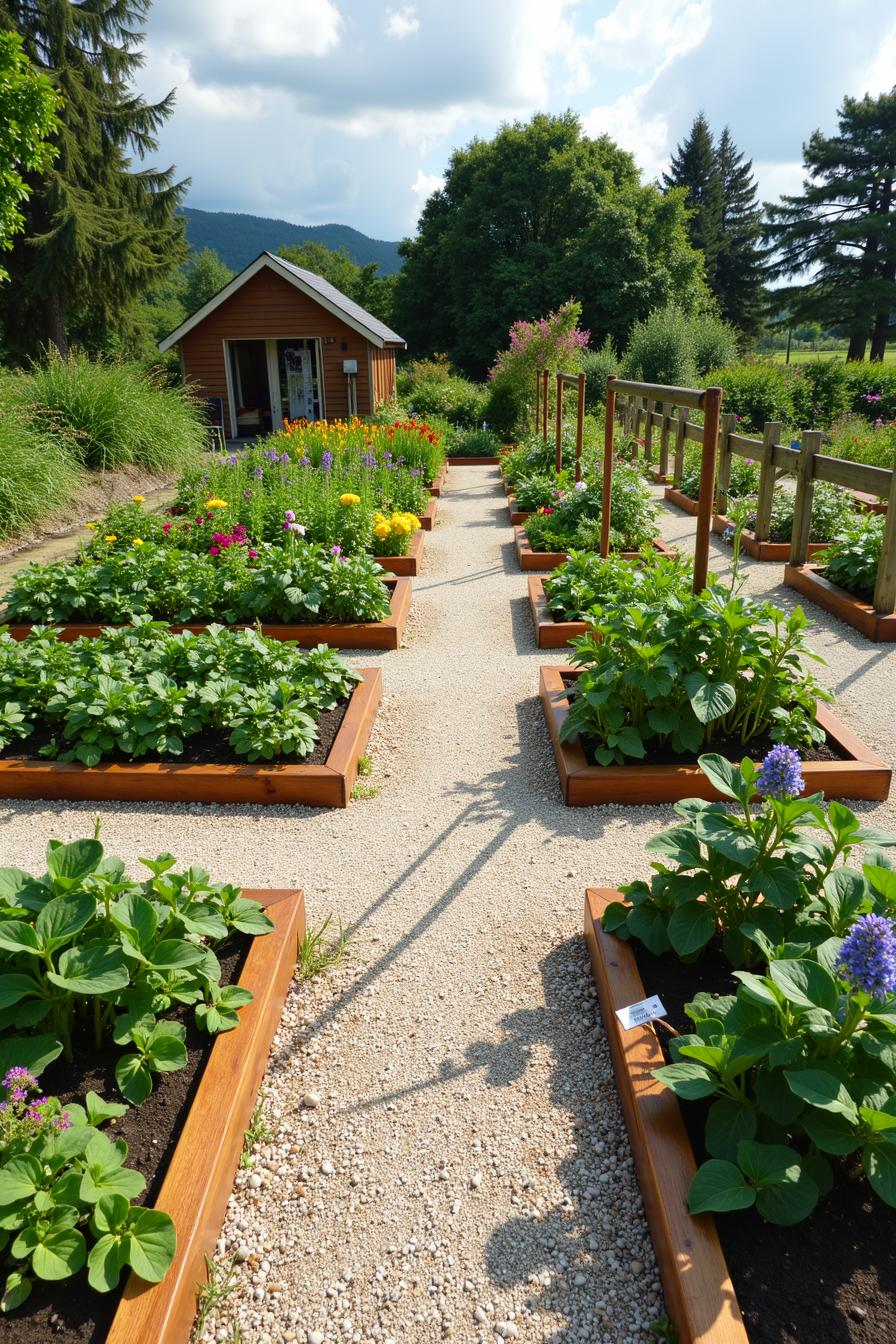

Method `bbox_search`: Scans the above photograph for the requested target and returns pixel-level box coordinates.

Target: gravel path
[0,466,894,1344]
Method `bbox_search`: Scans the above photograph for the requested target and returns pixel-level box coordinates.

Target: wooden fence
[534,369,587,478]
[614,389,896,617]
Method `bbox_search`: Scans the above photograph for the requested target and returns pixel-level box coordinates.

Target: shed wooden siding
[370,347,397,407]
[178,268,374,428]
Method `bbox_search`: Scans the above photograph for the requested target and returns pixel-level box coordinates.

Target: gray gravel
[0,466,893,1343]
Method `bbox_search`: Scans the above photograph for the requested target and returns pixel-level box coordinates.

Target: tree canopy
[765,87,896,361]
[393,111,707,378]
[278,240,395,328]
[0,29,58,279]
[0,0,188,358]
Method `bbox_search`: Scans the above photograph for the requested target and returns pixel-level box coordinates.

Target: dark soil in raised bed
[0,695,350,769]
[631,939,896,1344]
[0,940,250,1344]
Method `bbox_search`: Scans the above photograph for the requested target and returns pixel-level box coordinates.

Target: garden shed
[159,251,405,439]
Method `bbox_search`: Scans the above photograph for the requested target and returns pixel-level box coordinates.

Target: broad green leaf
[769,959,838,1014]
[91,1193,130,1235]
[736,1140,801,1187]
[124,1208,177,1282]
[667,901,715,957]
[0,921,41,957]
[45,839,103,888]
[110,893,158,952]
[115,1054,152,1106]
[30,1227,86,1281]
[146,939,204,971]
[687,677,736,725]
[732,971,778,1008]
[785,1067,859,1120]
[0,1154,43,1203]
[653,1062,718,1100]
[0,972,41,1010]
[87,1233,128,1292]
[751,864,802,910]
[600,901,630,935]
[726,1025,782,1076]
[644,827,703,866]
[79,1135,145,1204]
[863,1141,896,1207]
[755,1069,805,1126]
[688,1159,754,1215]
[47,943,129,996]
[705,1098,757,1162]
[35,892,94,951]
[0,868,36,907]
[0,1033,63,1079]
[694,813,760,866]
[755,1168,819,1224]
[84,1092,129,1127]
[696,753,742,800]
[147,1033,187,1072]
[626,904,671,956]
[0,1268,30,1312]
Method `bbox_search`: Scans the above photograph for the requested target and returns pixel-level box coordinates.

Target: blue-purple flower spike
[755,744,804,800]
[836,914,896,1001]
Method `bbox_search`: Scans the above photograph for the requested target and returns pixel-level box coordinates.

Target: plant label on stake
[615,995,666,1030]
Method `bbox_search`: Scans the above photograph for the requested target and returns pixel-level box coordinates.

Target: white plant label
[615,995,666,1031]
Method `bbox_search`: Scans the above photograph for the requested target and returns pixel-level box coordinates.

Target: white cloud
[216,0,343,59]
[385,5,420,39]
[583,88,670,181]
[587,0,712,71]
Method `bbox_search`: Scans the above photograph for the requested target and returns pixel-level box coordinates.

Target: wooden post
[575,371,586,483]
[542,370,549,445]
[659,403,672,481]
[601,378,617,558]
[643,399,654,467]
[693,387,723,594]
[789,430,821,566]
[555,373,564,473]
[872,463,896,614]
[672,407,688,486]
[714,412,737,515]
[753,420,781,542]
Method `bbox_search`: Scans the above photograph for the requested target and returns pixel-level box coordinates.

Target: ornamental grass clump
[562,588,828,769]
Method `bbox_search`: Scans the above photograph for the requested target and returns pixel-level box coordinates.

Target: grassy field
[763,347,896,364]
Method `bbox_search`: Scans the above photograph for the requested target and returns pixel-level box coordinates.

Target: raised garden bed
[515,527,675,572]
[3,579,411,652]
[712,515,831,562]
[663,486,703,518]
[428,463,448,497]
[585,887,896,1344]
[0,667,381,807]
[583,887,751,1344]
[419,496,437,531]
[0,888,306,1344]
[374,528,424,577]
[784,563,896,643]
[527,575,588,648]
[446,455,502,465]
[851,489,888,515]
[506,493,530,527]
[539,666,891,804]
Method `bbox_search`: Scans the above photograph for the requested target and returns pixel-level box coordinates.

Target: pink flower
[209,546,220,556]
[248,549,258,558]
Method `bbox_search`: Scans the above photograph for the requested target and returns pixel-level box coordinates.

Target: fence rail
[614,389,896,616]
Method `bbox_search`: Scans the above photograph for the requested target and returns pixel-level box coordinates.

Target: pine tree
[714,126,765,341]
[765,88,896,361]
[663,112,724,287]
[0,0,189,357]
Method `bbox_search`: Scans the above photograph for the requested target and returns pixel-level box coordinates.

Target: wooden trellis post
[658,403,672,481]
[693,387,723,593]
[643,398,654,467]
[672,407,688,486]
[601,376,618,558]
[873,465,896,615]
[752,421,781,543]
[575,371,586,483]
[541,370,549,445]
[714,413,737,516]
[789,431,822,567]
[534,369,541,435]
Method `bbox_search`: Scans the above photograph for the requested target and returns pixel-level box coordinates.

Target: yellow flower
[339,492,361,507]
[104,534,117,542]
[373,522,391,539]
[132,494,145,504]
[132,538,144,547]
[205,498,228,509]
[84,521,96,530]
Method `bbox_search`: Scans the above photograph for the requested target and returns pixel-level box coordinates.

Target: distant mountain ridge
[181,207,403,275]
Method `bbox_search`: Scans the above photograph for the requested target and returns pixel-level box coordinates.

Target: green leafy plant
[604,752,895,966]
[0,837,274,1102]
[0,1071,175,1310]
[560,588,828,766]
[524,461,659,554]
[0,623,360,766]
[819,512,884,602]
[728,481,855,545]
[543,548,696,623]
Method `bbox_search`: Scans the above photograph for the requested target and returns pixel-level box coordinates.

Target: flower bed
[0,626,381,806]
[506,494,529,527]
[586,756,896,1343]
[0,832,303,1343]
[784,565,896,643]
[712,516,832,562]
[515,528,674,571]
[375,526,424,576]
[663,485,703,518]
[531,549,697,646]
[428,463,448,497]
[527,575,586,648]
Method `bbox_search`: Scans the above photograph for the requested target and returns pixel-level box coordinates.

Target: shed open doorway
[225,337,323,439]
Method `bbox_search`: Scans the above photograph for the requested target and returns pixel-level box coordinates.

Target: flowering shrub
[484,301,590,439]
[0,623,360,764]
[825,413,896,471]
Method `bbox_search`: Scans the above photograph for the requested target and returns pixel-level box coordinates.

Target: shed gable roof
[158,251,405,353]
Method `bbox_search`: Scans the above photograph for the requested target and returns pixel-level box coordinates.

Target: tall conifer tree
[663,112,724,287]
[765,88,896,361]
[715,126,765,341]
[0,0,189,357]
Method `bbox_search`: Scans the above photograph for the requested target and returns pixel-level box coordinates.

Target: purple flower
[225,455,238,467]
[280,452,290,465]
[321,450,333,470]
[254,466,264,480]
[243,489,252,499]
[755,744,804,800]
[284,509,296,522]
[300,455,311,467]
[573,481,587,492]
[836,914,896,1000]
[409,467,422,478]
[3,1067,36,1102]
[330,545,342,556]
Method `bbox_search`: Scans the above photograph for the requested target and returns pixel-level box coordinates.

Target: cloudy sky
[141,0,896,243]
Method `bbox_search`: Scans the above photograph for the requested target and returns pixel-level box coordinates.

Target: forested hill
[181,207,403,275]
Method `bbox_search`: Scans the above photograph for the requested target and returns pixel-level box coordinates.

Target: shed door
[283,346,314,421]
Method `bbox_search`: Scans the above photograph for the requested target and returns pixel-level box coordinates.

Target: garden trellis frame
[533,368,587,479]
[604,377,724,590]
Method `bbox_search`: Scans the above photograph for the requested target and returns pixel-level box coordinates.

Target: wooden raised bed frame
[105,887,306,1344]
[376,528,424,577]
[514,527,675,572]
[428,463,448,496]
[527,575,588,648]
[0,668,381,808]
[419,496,437,531]
[3,580,411,652]
[446,455,501,465]
[540,666,891,804]
[584,887,749,1344]
[664,488,832,562]
[506,492,530,527]
[784,563,896,643]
